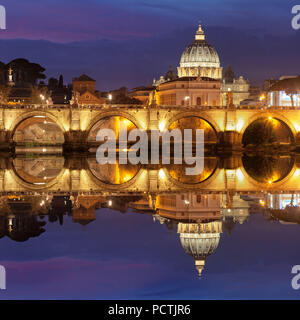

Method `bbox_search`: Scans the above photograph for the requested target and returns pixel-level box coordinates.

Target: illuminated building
[154,193,222,277]
[268,76,300,107]
[177,24,222,79]
[71,74,105,106]
[72,195,103,226]
[152,66,178,87]
[153,23,222,106]
[129,85,154,104]
[155,76,221,106]
[221,70,250,107]
[155,193,221,221]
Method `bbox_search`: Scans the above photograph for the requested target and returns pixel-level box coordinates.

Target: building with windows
[155,76,221,106]
[221,66,250,106]
[268,76,300,107]
[71,74,105,106]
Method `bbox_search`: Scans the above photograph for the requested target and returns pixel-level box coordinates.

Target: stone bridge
[1,104,300,150]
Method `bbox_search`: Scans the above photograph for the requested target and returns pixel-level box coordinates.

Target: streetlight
[259,94,266,102]
[108,94,112,103]
[184,96,190,106]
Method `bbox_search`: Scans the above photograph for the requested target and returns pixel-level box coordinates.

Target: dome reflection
[13,157,64,184]
[178,221,222,277]
[88,158,140,185]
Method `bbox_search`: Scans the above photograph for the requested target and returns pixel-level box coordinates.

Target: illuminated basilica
[177,24,222,79]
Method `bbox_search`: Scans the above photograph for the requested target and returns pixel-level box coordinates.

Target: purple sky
[1,0,297,42]
[0,1,299,89]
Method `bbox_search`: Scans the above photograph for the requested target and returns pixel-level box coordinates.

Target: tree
[7,58,46,85]
[111,93,142,104]
[269,76,300,107]
[48,77,58,89]
[0,61,6,85]
[58,75,64,88]
[223,65,236,83]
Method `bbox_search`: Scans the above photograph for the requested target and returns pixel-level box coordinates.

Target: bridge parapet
[0,104,300,150]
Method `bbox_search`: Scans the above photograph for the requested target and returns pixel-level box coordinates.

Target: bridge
[0,104,300,149]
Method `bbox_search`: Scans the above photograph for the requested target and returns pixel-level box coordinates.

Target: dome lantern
[195,23,205,41]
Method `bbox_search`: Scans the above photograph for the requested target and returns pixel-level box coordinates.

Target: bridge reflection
[1,152,300,193]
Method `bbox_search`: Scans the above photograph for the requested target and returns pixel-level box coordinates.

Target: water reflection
[88,158,140,184]
[166,157,218,184]
[242,155,294,183]
[3,152,300,282]
[13,157,65,184]
[0,188,282,278]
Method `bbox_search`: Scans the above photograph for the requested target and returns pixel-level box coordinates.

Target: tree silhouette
[58,75,64,88]
[7,58,46,85]
[223,65,236,83]
[48,77,58,89]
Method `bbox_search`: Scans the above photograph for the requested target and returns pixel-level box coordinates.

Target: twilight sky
[0,0,299,89]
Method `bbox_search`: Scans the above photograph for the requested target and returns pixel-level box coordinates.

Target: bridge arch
[9,164,67,191]
[8,111,66,143]
[239,155,296,188]
[241,113,296,146]
[86,111,142,136]
[240,112,296,144]
[86,160,145,191]
[86,111,144,145]
[164,157,220,189]
[166,111,221,134]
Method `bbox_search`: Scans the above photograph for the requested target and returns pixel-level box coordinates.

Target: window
[196,97,202,105]
[197,195,201,203]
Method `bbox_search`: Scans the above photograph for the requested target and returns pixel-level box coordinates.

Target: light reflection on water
[1,153,300,299]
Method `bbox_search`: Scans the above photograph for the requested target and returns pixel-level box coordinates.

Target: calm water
[0,153,300,299]
[1,207,300,299]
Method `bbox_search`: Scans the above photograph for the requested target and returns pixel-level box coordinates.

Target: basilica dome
[177,24,222,79]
